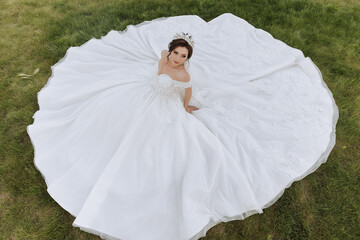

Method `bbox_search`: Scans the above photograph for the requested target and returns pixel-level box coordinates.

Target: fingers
[184,106,199,113]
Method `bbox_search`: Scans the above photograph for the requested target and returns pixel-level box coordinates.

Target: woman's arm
[184,87,192,108]
[184,87,199,113]
[177,71,199,113]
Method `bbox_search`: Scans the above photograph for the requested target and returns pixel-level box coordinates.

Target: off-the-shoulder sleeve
[173,80,192,89]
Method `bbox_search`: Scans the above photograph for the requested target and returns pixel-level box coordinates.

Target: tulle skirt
[27,13,339,240]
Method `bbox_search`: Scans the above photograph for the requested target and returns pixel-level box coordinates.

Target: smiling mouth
[174,60,179,64]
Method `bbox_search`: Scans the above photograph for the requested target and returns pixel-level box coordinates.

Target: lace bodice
[151,68,192,97]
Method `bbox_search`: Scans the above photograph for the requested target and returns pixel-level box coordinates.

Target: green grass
[1,0,359,239]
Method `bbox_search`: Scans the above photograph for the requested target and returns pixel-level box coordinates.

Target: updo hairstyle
[167,38,193,60]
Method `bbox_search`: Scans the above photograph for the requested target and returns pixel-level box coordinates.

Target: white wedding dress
[27,13,339,240]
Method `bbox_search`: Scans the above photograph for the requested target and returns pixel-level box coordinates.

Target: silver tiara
[173,32,194,48]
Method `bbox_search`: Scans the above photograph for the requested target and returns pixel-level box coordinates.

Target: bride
[157,33,199,113]
[27,13,338,240]
[70,32,265,240]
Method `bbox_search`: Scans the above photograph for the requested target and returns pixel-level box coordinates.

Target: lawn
[0,0,359,239]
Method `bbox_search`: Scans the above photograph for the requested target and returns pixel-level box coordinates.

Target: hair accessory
[173,32,195,48]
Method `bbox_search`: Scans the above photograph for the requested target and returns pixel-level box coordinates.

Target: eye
[182,55,186,58]
[174,51,178,55]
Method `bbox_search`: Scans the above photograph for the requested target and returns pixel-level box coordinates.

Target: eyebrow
[174,51,187,56]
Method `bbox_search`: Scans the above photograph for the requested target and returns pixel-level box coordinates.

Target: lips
[174,60,179,64]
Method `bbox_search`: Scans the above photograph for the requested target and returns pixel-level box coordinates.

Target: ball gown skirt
[27,13,339,240]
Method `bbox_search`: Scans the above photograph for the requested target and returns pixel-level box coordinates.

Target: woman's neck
[166,60,184,70]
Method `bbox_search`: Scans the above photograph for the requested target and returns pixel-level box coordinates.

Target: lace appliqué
[153,85,178,97]
[173,80,192,89]
[209,102,254,127]
[254,102,332,137]
[205,102,261,152]
[261,144,306,178]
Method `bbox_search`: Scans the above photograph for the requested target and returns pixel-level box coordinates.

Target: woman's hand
[184,105,199,113]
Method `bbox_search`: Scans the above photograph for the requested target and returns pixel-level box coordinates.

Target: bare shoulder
[160,50,169,60]
[176,69,190,82]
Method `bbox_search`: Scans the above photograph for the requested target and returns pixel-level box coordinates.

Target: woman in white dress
[27,13,339,240]
[157,33,199,114]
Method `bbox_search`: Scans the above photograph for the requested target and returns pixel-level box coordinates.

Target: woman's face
[170,46,188,66]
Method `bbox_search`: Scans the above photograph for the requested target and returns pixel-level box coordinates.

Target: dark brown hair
[167,38,193,60]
